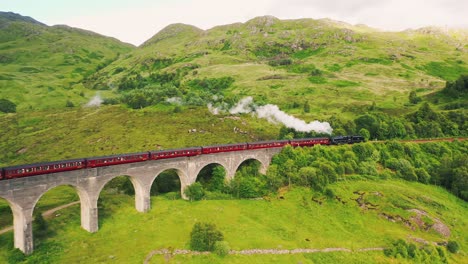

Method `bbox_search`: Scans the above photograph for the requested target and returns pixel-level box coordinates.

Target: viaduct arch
[0,147,281,254]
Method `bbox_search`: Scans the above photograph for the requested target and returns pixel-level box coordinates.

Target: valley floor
[0,180,466,263]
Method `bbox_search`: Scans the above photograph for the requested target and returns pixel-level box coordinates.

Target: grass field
[0,105,278,166]
[0,180,466,263]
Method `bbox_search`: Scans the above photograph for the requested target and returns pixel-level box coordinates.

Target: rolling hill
[0,12,134,111]
[0,13,467,165]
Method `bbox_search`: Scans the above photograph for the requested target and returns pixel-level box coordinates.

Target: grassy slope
[0,12,134,111]
[0,105,277,166]
[0,180,466,263]
[92,16,468,118]
[1,15,467,166]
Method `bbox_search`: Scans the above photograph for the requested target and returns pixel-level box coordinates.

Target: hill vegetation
[0,13,467,166]
[0,12,467,263]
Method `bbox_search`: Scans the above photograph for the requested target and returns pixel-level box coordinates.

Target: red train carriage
[202,143,248,154]
[0,168,4,180]
[3,159,86,179]
[289,137,330,147]
[86,152,149,168]
[247,140,290,150]
[150,147,202,160]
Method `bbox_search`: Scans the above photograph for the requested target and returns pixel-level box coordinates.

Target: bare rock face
[408,209,451,237]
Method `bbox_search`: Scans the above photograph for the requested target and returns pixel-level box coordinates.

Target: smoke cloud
[229,97,255,114]
[85,93,103,107]
[208,96,333,134]
[166,97,183,105]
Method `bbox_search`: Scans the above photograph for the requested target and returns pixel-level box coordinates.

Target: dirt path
[0,201,79,235]
[143,247,385,263]
[42,201,80,219]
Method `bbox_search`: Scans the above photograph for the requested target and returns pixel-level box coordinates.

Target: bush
[34,213,48,237]
[214,241,230,257]
[7,248,25,263]
[0,98,16,113]
[446,240,459,253]
[184,182,205,201]
[65,100,74,107]
[190,222,224,251]
[325,188,335,199]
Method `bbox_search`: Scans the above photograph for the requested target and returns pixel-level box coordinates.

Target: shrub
[357,161,378,176]
[409,91,422,104]
[184,182,205,201]
[7,248,25,263]
[0,98,17,113]
[415,168,431,183]
[34,213,48,237]
[214,241,230,257]
[190,222,224,251]
[325,188,335,199]
[65,100,75,107]
[446,240,459,253]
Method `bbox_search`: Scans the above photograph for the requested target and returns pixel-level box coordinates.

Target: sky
[2,0,467,46]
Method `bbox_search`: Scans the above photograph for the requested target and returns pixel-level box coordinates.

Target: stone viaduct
[0,147,282,254]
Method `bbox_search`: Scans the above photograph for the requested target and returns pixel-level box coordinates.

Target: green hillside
[0,14,466,166]
[0,180,466,263]
[88,16,468,118]
[0,13,467,263]
[0,12,134,111]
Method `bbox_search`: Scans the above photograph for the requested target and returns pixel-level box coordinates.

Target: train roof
[290,137,329,141]
[202,142,247,148]
[3,158,86,170]
[247,139,290,144]
[87,151,149,160]
[150,146,202,153]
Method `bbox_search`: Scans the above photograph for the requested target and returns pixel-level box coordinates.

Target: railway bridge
[0,147,282,254]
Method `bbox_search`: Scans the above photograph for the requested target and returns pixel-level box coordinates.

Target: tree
[359,128,370,140]
[184,182,205,201]
[409,91,421,104]
[446,241,460,253]
[0,99,17,113]
[354,114,380,139]
[209,166,226,192]
[333,128,346,136]
[190,222,224,251]
[443,75,468,97]
[214,241,230,256]
[297,167,316,187]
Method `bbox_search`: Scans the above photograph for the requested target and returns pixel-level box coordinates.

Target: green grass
[149,251,391,263]
[0,105,278,166]
[1,16,467,163]
[0,180,466,263]
[421,61,467,81]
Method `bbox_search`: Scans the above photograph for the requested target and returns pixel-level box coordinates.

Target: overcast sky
[3,0,467,46]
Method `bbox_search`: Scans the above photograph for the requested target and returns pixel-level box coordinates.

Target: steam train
[0,136,364,180]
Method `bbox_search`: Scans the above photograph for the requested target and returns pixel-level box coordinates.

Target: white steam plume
[85,93,103,107]
[256,104,333,134]
[208,96,333,134]
[166,97,183,105]
[229,97,255,114]
[207,103,221,115]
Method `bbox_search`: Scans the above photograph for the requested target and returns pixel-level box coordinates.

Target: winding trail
[0,201,79,235]
[143,247,385,263]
